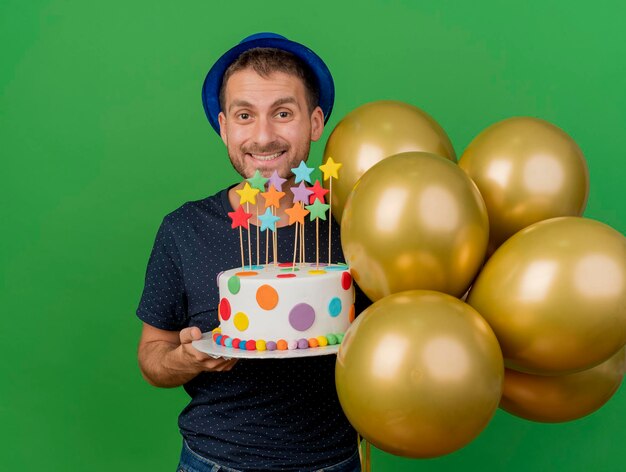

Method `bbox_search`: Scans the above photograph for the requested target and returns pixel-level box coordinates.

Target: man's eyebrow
[272,96,299,108]
[228,100,254,112]
[228,97,300,113]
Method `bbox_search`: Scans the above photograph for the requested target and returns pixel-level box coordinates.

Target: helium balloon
[459,117,589,253]
[468,217,626,375]
[336,290,504,458]
[323,100,456,221]
[500,347,625,423]
[341,152,488,301]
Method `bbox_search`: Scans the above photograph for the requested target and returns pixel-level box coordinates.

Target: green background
[2,0,624,470]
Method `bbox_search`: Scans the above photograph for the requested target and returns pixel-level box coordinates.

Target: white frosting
[217,264,355,344]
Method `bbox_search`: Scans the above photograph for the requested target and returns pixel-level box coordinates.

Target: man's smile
[247,150,286,161]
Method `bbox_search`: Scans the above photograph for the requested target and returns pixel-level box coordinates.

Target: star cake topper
[305,199,331,221]
[236,182,260,205]
[319,156,342,181]
[258,208,281,232]
[309,180,329,204]
[290,182,314,204]
[247,170,269,191]
[267,170,287,192]
[291,161,315,184]
[261,185,286,209]
[285,202,310,225]
[228,205,253,229]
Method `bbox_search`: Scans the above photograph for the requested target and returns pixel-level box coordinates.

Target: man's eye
[277,111,290,119]
[238,113,250,120]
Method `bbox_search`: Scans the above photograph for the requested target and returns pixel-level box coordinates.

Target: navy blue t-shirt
[137,186,359,471]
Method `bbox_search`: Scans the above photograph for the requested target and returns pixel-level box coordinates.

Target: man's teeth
[250,152,283,161]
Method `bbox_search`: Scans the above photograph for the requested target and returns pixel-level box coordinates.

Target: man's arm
[138,323,238,388]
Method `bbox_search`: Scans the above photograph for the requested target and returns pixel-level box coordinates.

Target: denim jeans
[177,440,361,472]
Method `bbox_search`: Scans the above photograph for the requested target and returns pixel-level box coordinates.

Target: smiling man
[136,33,361,471]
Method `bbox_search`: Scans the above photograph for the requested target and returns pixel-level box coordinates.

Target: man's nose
[251,116,276,147]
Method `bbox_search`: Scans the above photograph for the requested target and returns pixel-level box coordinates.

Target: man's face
[218,68,324,180]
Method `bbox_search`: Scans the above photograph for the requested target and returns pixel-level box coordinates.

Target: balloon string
[357,434,372,471]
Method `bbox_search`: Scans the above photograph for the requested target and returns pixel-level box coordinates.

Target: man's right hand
[177,326,238,373]
[138,323,238,388]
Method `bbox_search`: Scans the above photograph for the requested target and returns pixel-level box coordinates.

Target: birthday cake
[211,158,352,352]
[213,263,355,351]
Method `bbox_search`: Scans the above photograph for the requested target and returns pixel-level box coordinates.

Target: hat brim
[202,37,335,135]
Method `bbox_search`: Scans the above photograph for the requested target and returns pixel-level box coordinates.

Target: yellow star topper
[235,182,260,205]
[319,156,342,181]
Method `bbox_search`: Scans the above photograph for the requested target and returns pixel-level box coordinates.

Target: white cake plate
[192,332,340,359]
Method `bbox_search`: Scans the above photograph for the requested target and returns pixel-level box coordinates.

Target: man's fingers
[179,326,203,344]
[200,357,238,372]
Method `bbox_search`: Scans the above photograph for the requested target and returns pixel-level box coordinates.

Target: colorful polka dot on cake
[341,272,352,290]
[289,303,315,331]
[219,298,231,320]
[328,297,342,317]
[256,284,279,310]
[228,276,240,294]
[234,312,249,331]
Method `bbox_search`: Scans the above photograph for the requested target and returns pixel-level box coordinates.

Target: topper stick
[328,178,332,265]
[256,205,260,266]
[302,222,306,264]
[316,216,320,270]
[239,226,244,270]
[291,222,299,270]
[272,214,278,267]
[246,203,252,270]
[265,224,269,266]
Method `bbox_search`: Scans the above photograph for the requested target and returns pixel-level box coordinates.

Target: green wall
[2,0,624,470]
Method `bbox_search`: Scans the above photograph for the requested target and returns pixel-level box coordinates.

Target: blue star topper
[291,161,315,184]
[258,207,281,232]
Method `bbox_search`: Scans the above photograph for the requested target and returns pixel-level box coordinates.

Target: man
[136,33,361,471]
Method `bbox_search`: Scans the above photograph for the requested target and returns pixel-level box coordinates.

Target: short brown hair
[219,47,320,114]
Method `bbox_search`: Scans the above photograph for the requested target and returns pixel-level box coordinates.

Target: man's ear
[218,112,228,146]
[310,106,324,142]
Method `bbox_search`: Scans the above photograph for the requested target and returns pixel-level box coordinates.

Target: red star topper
[228,205,253,229]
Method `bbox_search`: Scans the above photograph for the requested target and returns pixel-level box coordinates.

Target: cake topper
[319,157,342,264]
[291,161,315,184]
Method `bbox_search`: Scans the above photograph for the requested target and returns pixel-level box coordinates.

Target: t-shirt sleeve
[136,217,188,330]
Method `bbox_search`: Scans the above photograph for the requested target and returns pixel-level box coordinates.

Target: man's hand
[138,323,238,388]
[178,326,238,373]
